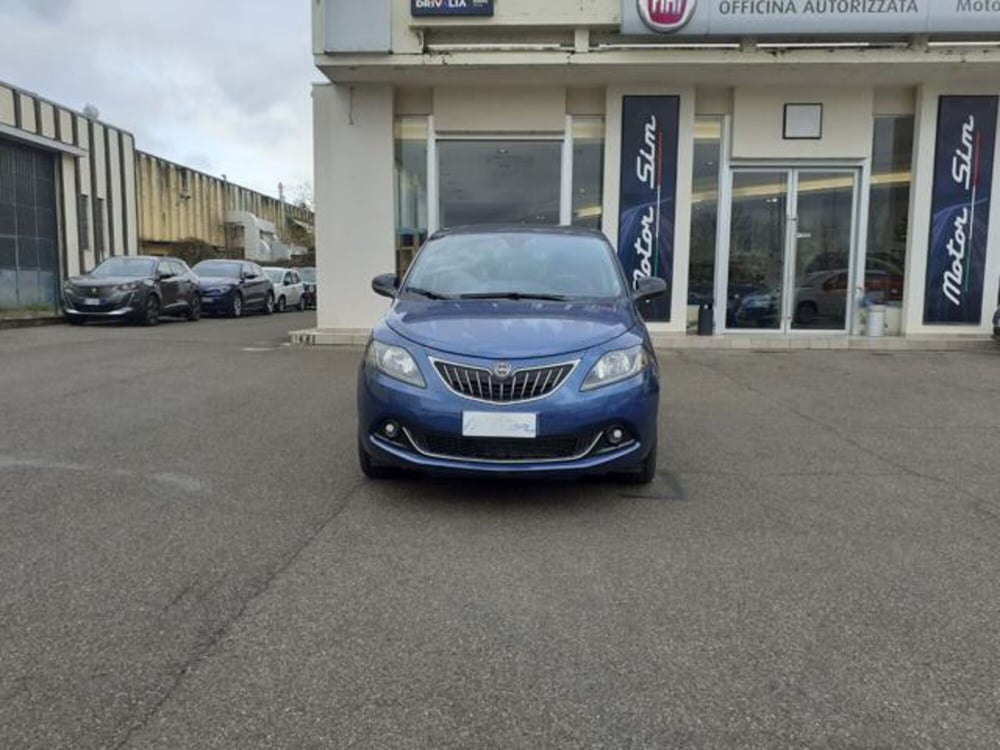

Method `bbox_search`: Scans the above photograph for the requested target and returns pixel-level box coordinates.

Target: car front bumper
[358,351,659,479]
[63,291,140,317]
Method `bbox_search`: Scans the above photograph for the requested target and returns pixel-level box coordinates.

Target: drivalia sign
[412,0,494,16]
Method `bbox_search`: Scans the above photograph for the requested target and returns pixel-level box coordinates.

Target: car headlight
[365,340,425,388]
[114,281,143,292]
[581,345,650,391]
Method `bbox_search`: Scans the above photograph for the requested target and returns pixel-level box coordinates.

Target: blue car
[357,226,665,483]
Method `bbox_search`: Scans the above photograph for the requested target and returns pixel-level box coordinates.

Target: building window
[688,117,723,313]
[394,117,428,277]
[867,116,913,306]
[571,116,605,230]
[438,140,562,228]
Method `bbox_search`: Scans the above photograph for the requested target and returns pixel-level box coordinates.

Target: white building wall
[314,83,395,330]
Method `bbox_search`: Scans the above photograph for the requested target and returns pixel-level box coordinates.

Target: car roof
[430,224,608,241]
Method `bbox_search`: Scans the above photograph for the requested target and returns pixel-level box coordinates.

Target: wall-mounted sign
[412,0,494,17]
[618,96,680,322]
[924,95,997,325]
[622,0,1000,36]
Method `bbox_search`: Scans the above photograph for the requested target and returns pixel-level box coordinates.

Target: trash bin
[697,302,713,336]
[867,304,886,338]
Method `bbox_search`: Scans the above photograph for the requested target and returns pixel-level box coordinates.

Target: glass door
[725,168,857,333]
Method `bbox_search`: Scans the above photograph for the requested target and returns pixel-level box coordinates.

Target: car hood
[68,275,149,287]
[197,276,239,288]
[386,299,635,358]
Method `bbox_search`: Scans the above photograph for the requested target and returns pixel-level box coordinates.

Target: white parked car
[263,267,306,312]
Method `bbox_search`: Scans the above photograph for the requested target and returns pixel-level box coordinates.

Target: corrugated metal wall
[136,152,314,253]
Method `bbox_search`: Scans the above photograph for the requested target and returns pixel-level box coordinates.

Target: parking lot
[1,316,999,749]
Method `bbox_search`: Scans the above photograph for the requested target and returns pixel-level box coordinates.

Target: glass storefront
[688,117,723,314]
[571,117,605,230]
[866,116,914,308]
[438,140,562,227]
[393,117,428,277]
[726,169,857,332]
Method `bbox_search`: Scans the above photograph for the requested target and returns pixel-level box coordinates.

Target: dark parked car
[192,260,275,318]
[63,256,201,326]
[357,226,665,484]
[299,267,317,309]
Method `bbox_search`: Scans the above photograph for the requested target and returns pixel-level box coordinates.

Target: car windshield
[265,269,285,284]
[299,268,316,283]
[193,261,242,279]
[91,258,157,278]
[403,233,624,300]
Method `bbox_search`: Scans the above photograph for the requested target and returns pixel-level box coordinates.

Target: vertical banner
[924,95,998,325]
[618,96,679,321]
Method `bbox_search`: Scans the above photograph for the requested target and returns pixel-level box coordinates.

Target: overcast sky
[0,0,318,200]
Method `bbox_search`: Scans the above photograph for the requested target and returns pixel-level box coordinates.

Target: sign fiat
[637,0,697,32]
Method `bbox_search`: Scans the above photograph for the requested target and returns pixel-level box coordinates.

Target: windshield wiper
[405,287,454,300]
[457,292,570,301]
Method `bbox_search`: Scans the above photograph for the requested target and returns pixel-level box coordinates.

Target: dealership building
[311,0,1000,340]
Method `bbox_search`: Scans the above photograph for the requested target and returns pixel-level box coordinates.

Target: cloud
[0,0,319,197]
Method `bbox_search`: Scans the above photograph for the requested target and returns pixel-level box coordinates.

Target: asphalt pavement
[1,315,999,749]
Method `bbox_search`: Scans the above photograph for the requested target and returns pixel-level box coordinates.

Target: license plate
[462,412,537,439]
[201,297,212,304]
[84,298,101,306]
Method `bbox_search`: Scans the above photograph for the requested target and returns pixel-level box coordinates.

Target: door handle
[796,232,812,239]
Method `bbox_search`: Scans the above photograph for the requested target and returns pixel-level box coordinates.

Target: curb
[0,316,64,331]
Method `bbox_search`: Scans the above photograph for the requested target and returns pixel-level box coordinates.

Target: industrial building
[0,80,313,315]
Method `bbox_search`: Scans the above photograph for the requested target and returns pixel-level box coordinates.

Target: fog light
[382,421,400,439]
[606,427,626,445]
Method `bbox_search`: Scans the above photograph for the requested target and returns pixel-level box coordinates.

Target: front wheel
[186,296,202,321]
[262,293,275,315]
[142,295,161,327]
[358,437,394,479]
[228,293,243,319]
[277,295,286,313]
[620,441,657,485]
[298,295,307,312]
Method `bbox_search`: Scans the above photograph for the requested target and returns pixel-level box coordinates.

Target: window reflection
[867,116,913,307]
[439,140,561,228]
[572,117,605,230]
[394,117,428,277]
[688,117,722,314]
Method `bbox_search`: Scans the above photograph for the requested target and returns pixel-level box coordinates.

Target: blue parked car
[357,226,665,483]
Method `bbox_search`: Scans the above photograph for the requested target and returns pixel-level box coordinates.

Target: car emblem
[91,288,98,295]
[492,362,513,380]
[637,0,696,33]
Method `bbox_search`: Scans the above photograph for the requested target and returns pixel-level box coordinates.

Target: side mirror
[372,273,399,299]
[633,276,667,303]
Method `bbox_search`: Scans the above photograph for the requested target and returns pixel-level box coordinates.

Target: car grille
[68,285,116,299]
[433,361,575,403]
[417,433,592,462]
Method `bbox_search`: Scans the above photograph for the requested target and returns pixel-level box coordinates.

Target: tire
[142,295,161,327]
[277,295,286,313]
[298,295,307,312]
[796,302,818,326]
[186,296,202,322]
[358,437,394,479]
[66,314,86,326]
[620,440,657,485]
[262,293,275,316]
[228,293,243,319]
